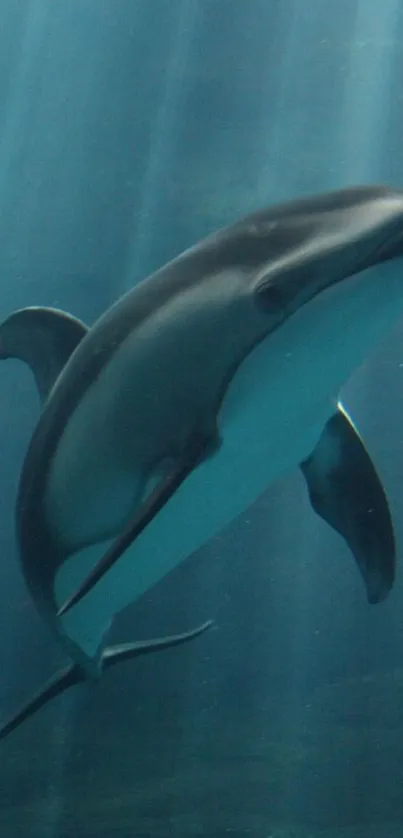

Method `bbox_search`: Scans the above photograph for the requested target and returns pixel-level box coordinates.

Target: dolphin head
[237,186,403,326]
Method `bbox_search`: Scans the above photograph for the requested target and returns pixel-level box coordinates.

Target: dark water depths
[1,1,403,835]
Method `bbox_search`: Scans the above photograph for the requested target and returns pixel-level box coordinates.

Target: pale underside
[49,260,403,664]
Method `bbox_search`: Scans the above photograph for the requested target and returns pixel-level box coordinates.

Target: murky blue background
[0,2,403,836]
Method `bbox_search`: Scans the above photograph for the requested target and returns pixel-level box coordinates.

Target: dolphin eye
[256,281,289,313]
[255,261,315,313]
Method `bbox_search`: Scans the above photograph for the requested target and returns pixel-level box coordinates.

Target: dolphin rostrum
[0,184,402,739]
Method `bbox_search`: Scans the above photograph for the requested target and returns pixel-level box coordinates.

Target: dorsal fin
[0,306,88,404]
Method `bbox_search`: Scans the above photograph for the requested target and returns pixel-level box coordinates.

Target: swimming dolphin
[1,183,402,739]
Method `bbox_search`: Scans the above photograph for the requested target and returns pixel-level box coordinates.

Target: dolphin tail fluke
[0,662,83,741]
[0,620,213,741]
[101,619,213,671]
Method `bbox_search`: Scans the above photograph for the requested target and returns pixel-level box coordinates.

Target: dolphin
[0,183,402,740]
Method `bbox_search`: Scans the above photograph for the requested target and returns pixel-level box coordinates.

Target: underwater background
[1,1,403,836]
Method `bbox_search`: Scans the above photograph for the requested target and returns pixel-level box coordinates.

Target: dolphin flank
[1,183,403,738]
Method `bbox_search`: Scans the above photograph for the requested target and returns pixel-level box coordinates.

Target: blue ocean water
[0,1,403,836]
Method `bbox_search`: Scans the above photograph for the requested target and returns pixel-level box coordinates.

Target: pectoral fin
[300,402,395,603]
[58,433,214,617]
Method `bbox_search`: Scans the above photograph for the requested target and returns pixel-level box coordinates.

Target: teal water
[1,1,403,835]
